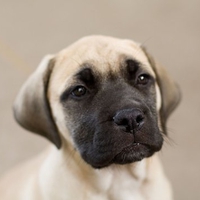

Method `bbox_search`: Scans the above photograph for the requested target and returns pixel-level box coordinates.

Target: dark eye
[71,86,87,97]
[137,74,150,85]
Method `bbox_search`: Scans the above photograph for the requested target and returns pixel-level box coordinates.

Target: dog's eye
[137,74,150,85]
[71,86,87,97]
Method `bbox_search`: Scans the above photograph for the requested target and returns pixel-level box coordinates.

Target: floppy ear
[13,55,62,149]
[142,47,181,134]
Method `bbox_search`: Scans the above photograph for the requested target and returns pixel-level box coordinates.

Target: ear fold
[142,47,181,134]
[13,55,62,149]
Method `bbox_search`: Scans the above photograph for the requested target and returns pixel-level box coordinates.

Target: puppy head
[14,36,181,168]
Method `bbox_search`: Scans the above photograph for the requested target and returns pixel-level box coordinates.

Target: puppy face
[48,36,163,168]
[14,36,180,169]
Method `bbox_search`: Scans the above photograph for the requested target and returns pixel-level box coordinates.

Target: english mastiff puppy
[0,36,180,200]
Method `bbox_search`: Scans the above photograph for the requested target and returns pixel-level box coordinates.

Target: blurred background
[0,0,199,199]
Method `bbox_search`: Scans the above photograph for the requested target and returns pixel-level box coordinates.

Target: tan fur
[0,36,178,200]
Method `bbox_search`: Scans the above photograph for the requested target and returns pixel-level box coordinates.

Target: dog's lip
[111,142,153,165]
[115,142,149,155]
[127,142,146,148]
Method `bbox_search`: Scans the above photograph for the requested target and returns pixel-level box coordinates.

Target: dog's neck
[38,144,167,200]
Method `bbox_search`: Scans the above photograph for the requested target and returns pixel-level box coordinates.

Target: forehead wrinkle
[51,37,156,93]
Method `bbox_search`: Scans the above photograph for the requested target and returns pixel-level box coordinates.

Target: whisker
[140,36,154,46]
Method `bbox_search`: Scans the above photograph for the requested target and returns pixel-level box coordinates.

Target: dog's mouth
[112,142,154,165]
[79,128,163,169]
[88,141,160,168]
[75,112,163,169]
[78,123,163,168]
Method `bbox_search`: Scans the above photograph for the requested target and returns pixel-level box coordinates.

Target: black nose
[113,108,145,133]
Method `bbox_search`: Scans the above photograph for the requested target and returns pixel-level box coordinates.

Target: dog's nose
[113,108,145,133]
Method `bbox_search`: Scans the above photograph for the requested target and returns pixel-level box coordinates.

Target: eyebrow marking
[76,67,96,86]
[123,59,140,80]
[126,59,140,73]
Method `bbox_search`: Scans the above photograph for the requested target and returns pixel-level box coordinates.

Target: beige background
[0,0,199,199]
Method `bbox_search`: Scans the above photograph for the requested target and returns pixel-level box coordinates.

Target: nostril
[136,114,144,126]
[113,116,129,127]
